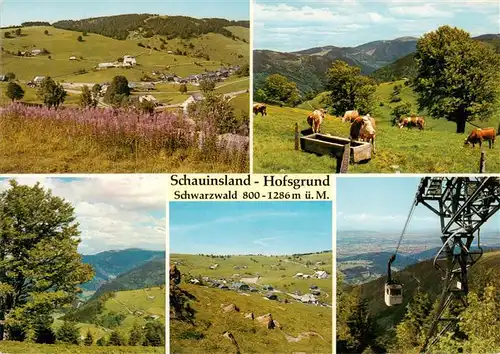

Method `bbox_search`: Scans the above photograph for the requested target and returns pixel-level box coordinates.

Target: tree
[0,180,94,340]
[37,77,67,109]
[139,99,156,114]
[14,28,21,36]
[96,337,106,346]
[413,25,500,133]
[77,35,83,42]
[391,101,413,125]
[79,85,97,108]
[82,31,88,36]
[261,74,301,107]
[236,63,249,77]
[56,321,80,345]
[33,316,56,344]
[84,329,93,346]
[200,79,216,93]
[5,72,15,81]
[326,60,377,115]
[128,321,143,346]
[142,322,165,347]
[104,75,130,107]
[394,292,433,351]
[44,29,49,35]
[91,83,101,97]
[6,82,24,102]
[108,331,125,346]
[179,84,188,94]
[187,92,238,135]
[4,32,12,39]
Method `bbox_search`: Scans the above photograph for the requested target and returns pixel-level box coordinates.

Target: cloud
[253,236,284,247]
[0,176,166,254]
[388,4,454,18]
[170,211,301,233]
[340,212,435,223]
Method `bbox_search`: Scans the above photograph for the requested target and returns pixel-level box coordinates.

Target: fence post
[294,123,299,151]
[336,142,351,173]
[479,150,485,173]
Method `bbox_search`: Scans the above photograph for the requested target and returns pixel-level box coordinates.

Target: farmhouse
[262,285,273,291]
[314,271,329,279]
[31,49,42,56]
[190,278,200,285]
[0,75,7,82]
[69,56,77,60]
[293,273,304,278]
[98,62,116,69]
[231,282,250,291]
[209,263,219,270]
[139,95,159,106]
[265,293,278,300]
[182,93,204,115]
[123,55,137,66]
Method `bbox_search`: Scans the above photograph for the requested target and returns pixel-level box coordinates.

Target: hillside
[52,14,250,40]
[254,37,417,93]
[254,80,500,173]
[170,252,333,353]
[91,258,166,299]
[255,34,499,93]
[355,250,500,330]
[0,22,249,83]
[371,34,500,82]
[81,248,165,293]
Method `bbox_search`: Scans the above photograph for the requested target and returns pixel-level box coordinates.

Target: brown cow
[253,103,267,116]
[464,127,496,149]
[307,109,327,133]
[342,110,360,123]
[398,116,425,130]
[350,114,376,153]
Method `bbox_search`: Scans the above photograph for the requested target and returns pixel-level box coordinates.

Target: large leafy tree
[260,74,301,107]
[413,25,500,133]
[104,75,130,107]
[6,82,24,102]
[0,180,94,341]
[326,60,377,115]
[79,85,97,108]
[37,77,67,109]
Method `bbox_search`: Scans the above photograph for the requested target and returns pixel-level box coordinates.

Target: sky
[0,0,249,27]
[0,176,166,255]
[337,177,500,233]
[170,201,332,255]
[254,0,500,51]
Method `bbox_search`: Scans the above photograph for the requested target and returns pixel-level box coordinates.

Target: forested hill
[52,14,250,40]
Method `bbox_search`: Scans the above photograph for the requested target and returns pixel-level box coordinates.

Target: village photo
[0,176,167,354]
[0,0,250,173]
[169,201,333,353]
[253,1,500,173]
[336,177,500,353]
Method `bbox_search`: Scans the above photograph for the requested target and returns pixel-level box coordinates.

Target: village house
[69,56,77,60]
[231,282,250,291]
[123,55,137,66]
[314,270,329,279]
[139,95,159,106]
[182,93,204,115]
[31,49,42,56]
[98,62,115,69]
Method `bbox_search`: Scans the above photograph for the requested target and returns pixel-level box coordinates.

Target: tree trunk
[456,107,467,133]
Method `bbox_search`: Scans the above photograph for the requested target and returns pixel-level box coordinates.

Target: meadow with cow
[253,25,500,173]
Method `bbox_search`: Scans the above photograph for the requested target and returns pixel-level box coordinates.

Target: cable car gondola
[384,254,403,306]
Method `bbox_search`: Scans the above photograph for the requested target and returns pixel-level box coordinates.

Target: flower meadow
[0,103,249,172]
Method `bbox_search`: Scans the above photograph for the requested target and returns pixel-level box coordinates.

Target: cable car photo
[384,254,403,306]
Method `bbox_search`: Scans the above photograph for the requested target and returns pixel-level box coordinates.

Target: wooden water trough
[296,127,372,173]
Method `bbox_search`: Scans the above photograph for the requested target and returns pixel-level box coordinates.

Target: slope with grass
[254,81,500,173]
[0,341,164,354]
[171,252,332,353]
[0,24,248,83]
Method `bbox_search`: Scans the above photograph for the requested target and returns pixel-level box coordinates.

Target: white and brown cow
[350,114,376,153]
[307,108,327,133]
[342,110,360,123]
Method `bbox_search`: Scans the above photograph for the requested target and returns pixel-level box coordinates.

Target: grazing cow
[253,103,267,116]
[342,110,360,123]
[307,109,327,133]
[350,114,376,152]
[464,127,496,149]
[398,116,425,130]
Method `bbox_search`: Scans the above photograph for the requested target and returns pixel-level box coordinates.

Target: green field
[255,81,500,173]
[0,341,164,354]
[2,287,165,353]
[171,253,332,353]
[0,26,248,83]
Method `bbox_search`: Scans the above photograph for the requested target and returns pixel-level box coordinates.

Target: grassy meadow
[0,342,164,354]
[171,253,332,353]
[0,26,249,82]
[255,80,500,173]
